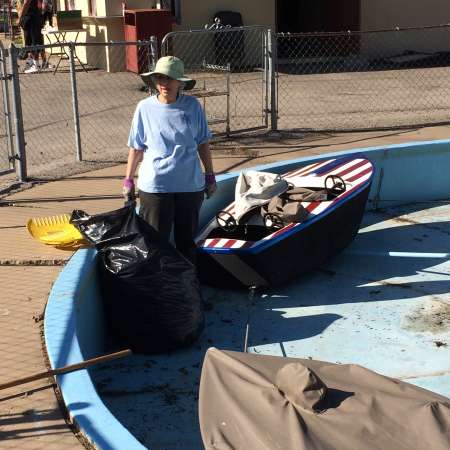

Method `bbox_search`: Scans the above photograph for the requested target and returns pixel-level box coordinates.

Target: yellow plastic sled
[27,214,88,250]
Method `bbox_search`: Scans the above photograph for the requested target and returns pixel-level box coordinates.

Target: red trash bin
[124,9,173,74]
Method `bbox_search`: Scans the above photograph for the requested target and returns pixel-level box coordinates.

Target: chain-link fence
[162,26,269,135]
[2,25,450,186]
[0,0,18,41]
[72,42,154,165]
[276,24,450,131]
[7,40,154,180]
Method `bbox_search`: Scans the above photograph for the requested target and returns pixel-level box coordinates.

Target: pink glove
[122,178,135,201]
[205,173,217,199]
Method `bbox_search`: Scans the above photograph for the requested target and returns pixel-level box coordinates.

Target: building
[50,0,450,71]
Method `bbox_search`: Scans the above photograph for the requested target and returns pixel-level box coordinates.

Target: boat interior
[200,170,352,243]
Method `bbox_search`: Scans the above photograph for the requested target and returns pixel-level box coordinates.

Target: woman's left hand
[205,182,217,199]
[205,173,217,199]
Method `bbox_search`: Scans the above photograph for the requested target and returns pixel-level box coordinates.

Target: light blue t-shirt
[128,94,212,193]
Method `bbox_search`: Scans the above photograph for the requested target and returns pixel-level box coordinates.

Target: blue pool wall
[44,139,450,450]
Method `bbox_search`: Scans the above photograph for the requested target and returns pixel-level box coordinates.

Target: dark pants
[23,15,44,47]
[139,190,204,264]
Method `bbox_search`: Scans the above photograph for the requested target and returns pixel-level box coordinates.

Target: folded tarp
[199,348,450,450]
[234,171,289,222]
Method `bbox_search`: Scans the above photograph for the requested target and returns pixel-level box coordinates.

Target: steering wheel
[263,213,284,230]
[325,175,346,196]
[216,210,238,232]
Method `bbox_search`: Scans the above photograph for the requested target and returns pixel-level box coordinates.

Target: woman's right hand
[122,178,135,202]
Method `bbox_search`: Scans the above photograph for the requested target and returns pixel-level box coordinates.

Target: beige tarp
[199,348,450,450]
[234,171,289,222]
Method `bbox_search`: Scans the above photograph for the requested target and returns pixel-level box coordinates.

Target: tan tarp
[199,348,450,450]
[234,171,289,222]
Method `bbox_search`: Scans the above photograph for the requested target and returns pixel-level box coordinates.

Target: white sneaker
[24,58,34,70]
[24,62,39,74]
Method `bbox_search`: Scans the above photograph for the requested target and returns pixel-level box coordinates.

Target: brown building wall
[173,0,275,31]
[360,0,450,56]
[361,0,450,30]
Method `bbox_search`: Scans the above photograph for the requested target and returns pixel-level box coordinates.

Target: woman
[123,56,216,264]
[18,0,52,73]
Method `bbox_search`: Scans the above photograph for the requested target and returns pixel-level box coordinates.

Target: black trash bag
[71,202,204,354]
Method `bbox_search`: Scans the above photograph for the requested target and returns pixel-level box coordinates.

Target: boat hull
[197,182,371,288]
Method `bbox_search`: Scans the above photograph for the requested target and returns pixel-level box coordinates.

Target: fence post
[0,43,14,170]
[69,43,82,162]
[262,29,269,129]
[149,36,158,69]
[9,44,27,181]
[146,41,152,73]
[267,29,278,131]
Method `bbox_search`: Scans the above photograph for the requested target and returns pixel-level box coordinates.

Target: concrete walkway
[0,125,449,448]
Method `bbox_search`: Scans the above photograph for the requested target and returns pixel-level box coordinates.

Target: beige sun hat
[140,56,196,90]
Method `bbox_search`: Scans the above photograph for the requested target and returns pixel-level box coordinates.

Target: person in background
[123,56,217,264]
[18,0,53,73]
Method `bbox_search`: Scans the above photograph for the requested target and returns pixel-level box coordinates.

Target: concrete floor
[1,127,450,448]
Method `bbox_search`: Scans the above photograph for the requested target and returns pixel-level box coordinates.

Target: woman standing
[123,56,216,263]
[18,0,53,72]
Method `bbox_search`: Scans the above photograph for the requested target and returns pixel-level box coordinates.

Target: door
[276,0,360,33]
[276,0,360,58]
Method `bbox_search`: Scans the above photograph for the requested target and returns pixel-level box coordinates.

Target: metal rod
[69,43,82,162]
[21,41,158,53]
[268,29,278,132]
[226,71,231,136]
[161,26,267,43]
[8,44,27,182]
[243,286,256,353]
[149,36,158,69]
[0,43,14,169]
[0,349,132,391]
[0,193,125,206]
[152,37,159,62]
[263,29,269,129]
[146,41,151,73]
[243,324,250,353]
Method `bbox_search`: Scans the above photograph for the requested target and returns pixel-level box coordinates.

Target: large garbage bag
[71,202,204,354]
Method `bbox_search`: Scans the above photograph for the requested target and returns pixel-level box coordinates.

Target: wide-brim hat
[140,56,196,91]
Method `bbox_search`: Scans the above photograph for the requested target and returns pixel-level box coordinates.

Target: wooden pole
[0,349,132,391]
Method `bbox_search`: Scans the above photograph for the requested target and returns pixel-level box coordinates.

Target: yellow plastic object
[27,214,87,249]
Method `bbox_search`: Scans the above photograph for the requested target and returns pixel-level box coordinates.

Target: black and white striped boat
[196,156,374,288]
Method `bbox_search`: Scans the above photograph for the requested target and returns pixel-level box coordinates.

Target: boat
[196,156,374,287]
[43,141,450,450]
